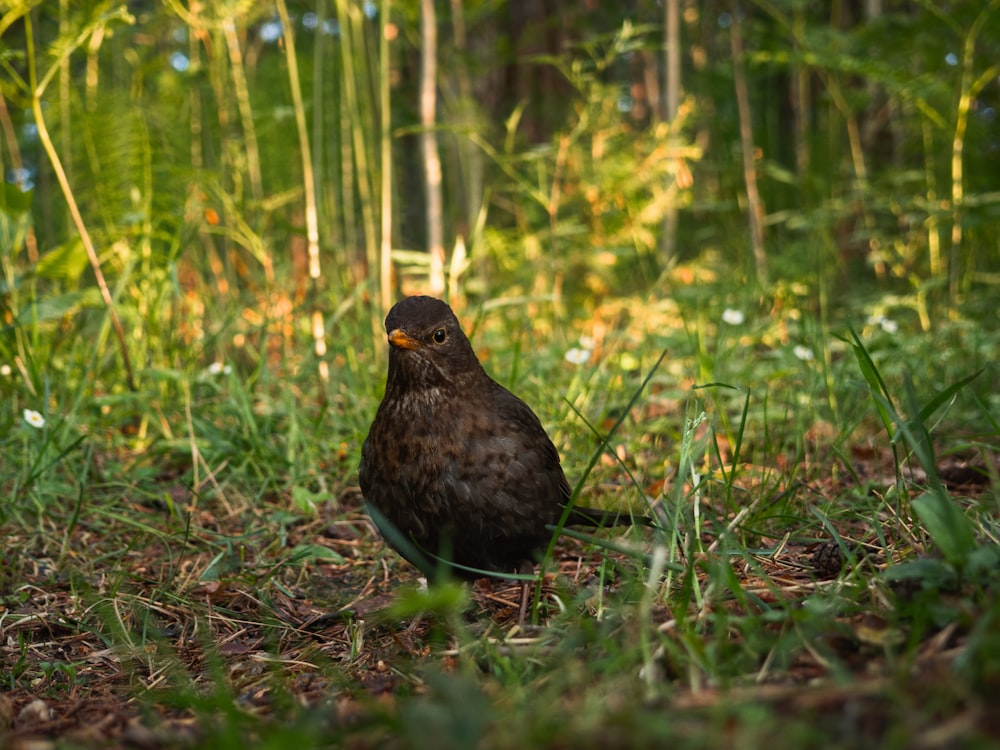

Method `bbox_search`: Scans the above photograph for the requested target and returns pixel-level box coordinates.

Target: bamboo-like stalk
[379,0,393,312]
[949,0,1000,300]
[420,0,445,296]
[660,0,680,264]
[313,0,348,298]
[85,23,103,112]
[24,12,136,391]
[447,0,483,252]
[922,120,941,283]
[276,0,320,280]
[791,3,810,177]
[729,7,767,285]
[200,13,236,292]
[312,0,328,263]
[275,0,327,380]
[59,0,71,191]
[339,81,358,276]
[664,0,680,129]
[333,0,380,283]
[332,0,382,345]
[222,17,264,208]
[188,6,204,172]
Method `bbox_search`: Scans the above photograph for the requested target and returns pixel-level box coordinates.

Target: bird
[358,295,652,592]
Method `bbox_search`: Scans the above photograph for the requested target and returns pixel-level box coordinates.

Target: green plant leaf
[883,556,958,590]
[35,239,88,281]
[26,288,103,322]
[964,544,1000,583]
[912,490,978,568]
[1,182,33,213]
[845,326,896,438]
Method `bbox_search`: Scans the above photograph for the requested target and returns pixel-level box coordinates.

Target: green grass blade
[917,367,985,424]
[845,325,897,438]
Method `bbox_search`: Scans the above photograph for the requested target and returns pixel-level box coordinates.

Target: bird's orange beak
[388,329,421,350]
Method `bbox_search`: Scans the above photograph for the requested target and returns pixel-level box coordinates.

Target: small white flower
[0,364,10,376]
[880,318,898,334]
[23,409,45,429]
[867,313,898,334]
[793,345,814,361]
[564,347,591,366]
[722,308,745,326]
[207,362,232,375]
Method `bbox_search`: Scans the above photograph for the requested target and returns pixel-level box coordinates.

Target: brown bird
[359,296,651,587]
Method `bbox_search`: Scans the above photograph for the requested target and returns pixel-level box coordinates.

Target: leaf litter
[1,442,998,748]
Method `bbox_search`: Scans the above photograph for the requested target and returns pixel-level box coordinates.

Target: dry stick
[729,7,767,286]
[275,0,328,382]
[28,66,136,392]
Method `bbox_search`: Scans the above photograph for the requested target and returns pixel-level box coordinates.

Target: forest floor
[3,441,998,749]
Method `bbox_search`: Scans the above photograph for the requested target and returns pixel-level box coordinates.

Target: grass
[1,270,998,748]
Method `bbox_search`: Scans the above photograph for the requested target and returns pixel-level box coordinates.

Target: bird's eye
[432,328,447,344]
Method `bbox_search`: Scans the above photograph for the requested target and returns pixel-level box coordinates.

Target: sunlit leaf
[35,239,88,282]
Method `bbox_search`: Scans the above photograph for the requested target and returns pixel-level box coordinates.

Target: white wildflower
[866,314,885,327]
[721,308,745,326]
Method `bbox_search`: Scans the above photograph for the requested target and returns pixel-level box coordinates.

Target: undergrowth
[1,278,998,748]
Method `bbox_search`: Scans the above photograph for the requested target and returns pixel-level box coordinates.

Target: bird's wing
[482,381,574,505]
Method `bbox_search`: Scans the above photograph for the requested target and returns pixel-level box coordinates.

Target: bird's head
[383,296,483,393]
